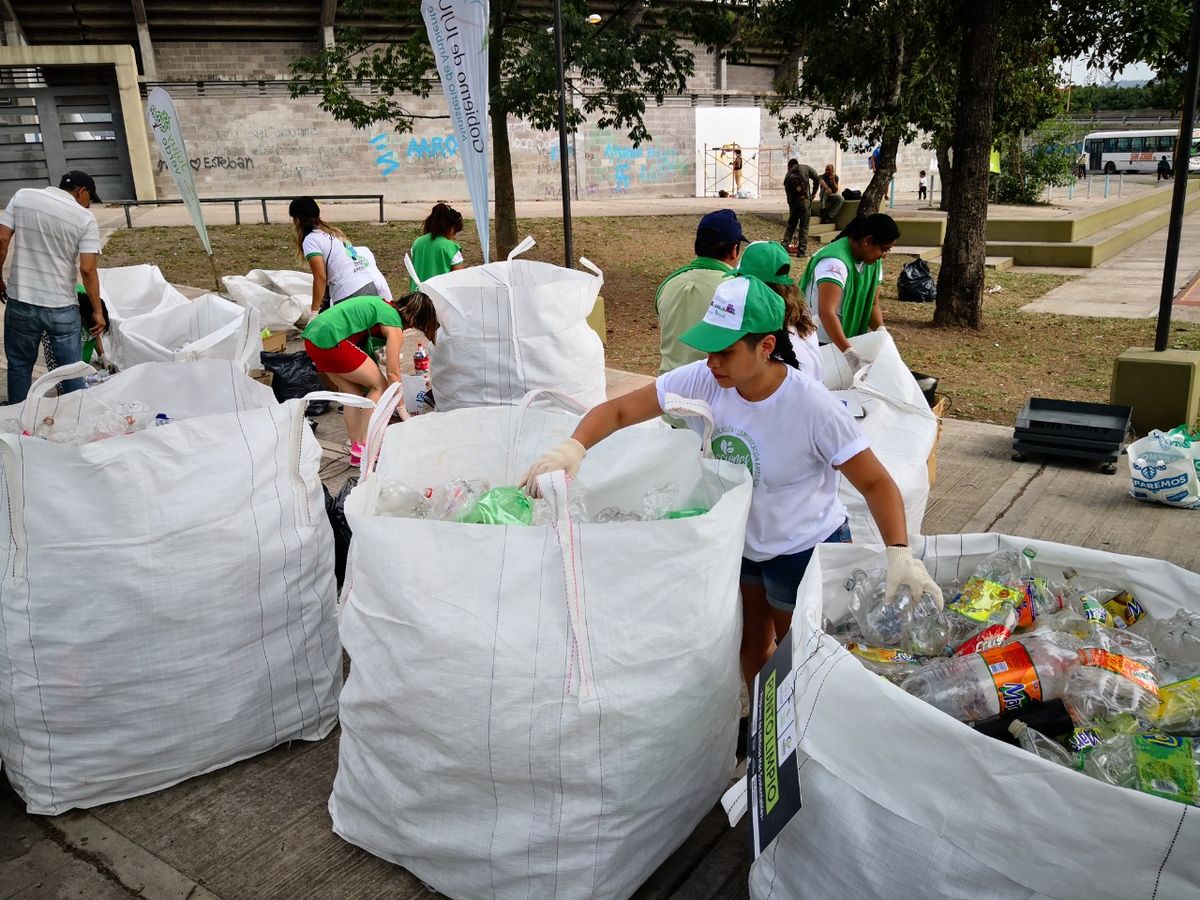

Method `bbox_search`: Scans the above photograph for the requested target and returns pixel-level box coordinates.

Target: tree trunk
[936,144,952,211]
[489,4,519,259]
[857,132,900,217]
[934,0,1002,329]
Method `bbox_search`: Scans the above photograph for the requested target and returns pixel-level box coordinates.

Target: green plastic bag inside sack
[458,486,533,526]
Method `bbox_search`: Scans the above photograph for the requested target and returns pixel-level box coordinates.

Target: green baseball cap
[680,275,786,353]
[737,241,794,285]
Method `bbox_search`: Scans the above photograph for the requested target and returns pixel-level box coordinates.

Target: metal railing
[115,193,386,228]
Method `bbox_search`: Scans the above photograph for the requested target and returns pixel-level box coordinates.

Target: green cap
[680,275,785,353]
[737,241,793,285]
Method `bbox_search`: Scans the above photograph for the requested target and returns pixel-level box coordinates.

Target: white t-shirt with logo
[804,257,883,344]
[302,230,383,303]
[656,360,869,561]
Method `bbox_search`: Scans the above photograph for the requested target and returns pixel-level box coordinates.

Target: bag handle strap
[506,235,536,262]
[578,256,604,282]
[19,362,95,430]
[403,253,421,290]
[361,381,408,478]
[538,468,594,703]
[507,389,589,483]
[661,393,715,457]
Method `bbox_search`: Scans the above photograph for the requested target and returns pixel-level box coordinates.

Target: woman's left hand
[884,546,943,608]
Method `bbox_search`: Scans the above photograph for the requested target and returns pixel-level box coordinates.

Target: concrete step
[895,245,942,261]
[985,256,1014,271]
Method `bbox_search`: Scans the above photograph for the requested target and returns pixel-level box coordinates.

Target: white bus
[1082,129,1200,175]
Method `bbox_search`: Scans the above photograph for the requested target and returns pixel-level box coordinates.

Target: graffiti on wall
[368,133,401,177]
[155,156,255,173]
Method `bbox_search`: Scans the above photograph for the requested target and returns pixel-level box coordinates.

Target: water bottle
[1082,732,1200,806]
[900,632,1081,723]
[1009,720,1078,768]
[153,413,172,427]
[413,342,430,373]
[33,416,54,439]
[847,569,939,648]
[1133,609,1200,678]
[1153,674,1200,734]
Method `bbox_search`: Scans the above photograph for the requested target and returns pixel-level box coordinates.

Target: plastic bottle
[847,570,938,648]
[33,416,54,439]
[413,342,430,373]
[1082,732,1200,806]
[1064,626,1161,723]
[375,481,430,519]
[1133,609,1200,679]
[900,632,1081,723]
[1009,720,1078,768]
[153,413,172,427]
[844,642,928,683]
[1153,675,1200,735]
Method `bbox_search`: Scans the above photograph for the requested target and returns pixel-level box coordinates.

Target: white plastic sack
[410,237,607,411]
[818,330,937,544]
[1127,430,1200,509]
[330,389,752,900]
[222,272,306,333]
[748,533,1200,900]
[98,264,191,366]
[116,292,261,370]
[0,360,345,815]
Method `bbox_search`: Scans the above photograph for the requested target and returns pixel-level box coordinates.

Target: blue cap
[696,209,747,245]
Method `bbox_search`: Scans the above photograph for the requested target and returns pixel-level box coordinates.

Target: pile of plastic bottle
[0,401,173,446]
[372,479,708,526]
[830,546,1200,807]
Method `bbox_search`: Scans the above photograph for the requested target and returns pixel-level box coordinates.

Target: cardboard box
[927,394,947,486]
[250,369,273,388]
[262,331,287,353]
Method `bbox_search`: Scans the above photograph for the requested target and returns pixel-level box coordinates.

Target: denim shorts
[740,520,852,612]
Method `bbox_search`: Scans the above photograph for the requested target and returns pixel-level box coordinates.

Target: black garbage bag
[324,475,358,589]
[897,258,936,302]
[260,350,331,415]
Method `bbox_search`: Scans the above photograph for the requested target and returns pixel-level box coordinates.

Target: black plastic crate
[1012,437,1121,464]
[1012,428,1122,452]
[1014,398,1132,445]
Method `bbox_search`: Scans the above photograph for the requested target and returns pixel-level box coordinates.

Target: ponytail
[741,328,800,370]
[423,202,464,239]
[836,212,901,244]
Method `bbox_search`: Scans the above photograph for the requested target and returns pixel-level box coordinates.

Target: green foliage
[988,118,1080,205]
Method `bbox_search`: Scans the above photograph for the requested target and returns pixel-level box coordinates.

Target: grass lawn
[101,214,1200,425]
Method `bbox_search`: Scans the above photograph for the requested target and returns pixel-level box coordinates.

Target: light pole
[552,0,573,267]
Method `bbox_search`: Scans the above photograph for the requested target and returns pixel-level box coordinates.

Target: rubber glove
[843,347,863,373]
[519,438,586,496]
[885,546,944,609]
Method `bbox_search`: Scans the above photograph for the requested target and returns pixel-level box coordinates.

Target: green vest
[799,237,880,339]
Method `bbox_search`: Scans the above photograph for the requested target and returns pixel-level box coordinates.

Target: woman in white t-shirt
[289,197,393,319]
[737,240,822,381]
[521,275,942,690]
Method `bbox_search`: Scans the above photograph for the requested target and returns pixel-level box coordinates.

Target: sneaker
[348,441,364,466]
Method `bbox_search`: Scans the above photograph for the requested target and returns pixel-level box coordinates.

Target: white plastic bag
[820,330,938,544]
[409,236,607,411]
[98,264,191,367]
[747,533,1200,900]
[0,360,346,814]
[222,272,306,333]
[1127,430,1200,509]
[329,389,752,900]
[116,292,261,370]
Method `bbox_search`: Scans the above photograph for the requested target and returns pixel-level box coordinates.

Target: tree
[290,0,738,257]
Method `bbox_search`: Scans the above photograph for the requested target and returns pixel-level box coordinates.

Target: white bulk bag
[117,292,261,370]
[0,360,347,815]
[330,389,752,900]
[98,264,191,366]
[818,330,937,545]
[747,533,1200,900]
[409,236,607,411]
[222,273,306,333]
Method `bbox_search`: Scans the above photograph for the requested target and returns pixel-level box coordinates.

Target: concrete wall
[143,40,937,205]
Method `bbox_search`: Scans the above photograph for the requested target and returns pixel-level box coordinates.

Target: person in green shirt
[408,202,466,292]
[655,209,747,376]
[302,294,405,466]
[799,213,899,371]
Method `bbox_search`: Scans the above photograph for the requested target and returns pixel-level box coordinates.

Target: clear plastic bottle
[152,413,172,427]
[847,569,938,648]
[1153,675,1200,735]
[427,478,490,521]
[1009,720,1078,768]
[32,416,54,439]
[375,481,430,518]
[1082,733,1200,806]
[1133,609,1200,679]
[900,632,1081,723]
[1064,626,1161,723]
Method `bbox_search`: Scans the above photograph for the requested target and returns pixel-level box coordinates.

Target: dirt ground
[101,215,1200,425]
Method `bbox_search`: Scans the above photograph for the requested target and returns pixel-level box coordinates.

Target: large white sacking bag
[330,389,752,900]
[222,271,306,333]
[748,534,1200,900]
[818,330,937,545]
[0,360,343,815]
[117,292,261,370]
[98,264,191,366]
[410,237,607,411]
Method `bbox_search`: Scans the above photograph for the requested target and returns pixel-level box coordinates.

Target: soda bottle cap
[1022,547,1037,560]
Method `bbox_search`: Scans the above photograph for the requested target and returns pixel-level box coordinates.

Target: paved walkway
[1018,204,1200,321]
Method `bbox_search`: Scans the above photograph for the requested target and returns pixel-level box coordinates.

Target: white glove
[843,347,863,373]
[885,546,944,609]
[519,438,586,496]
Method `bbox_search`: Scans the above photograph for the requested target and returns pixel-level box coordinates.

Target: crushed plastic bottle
[531,485,589,525]
[375,481,431,519]
[152,413,172,427]
[847,570,939,648]
[1152,675,1200,736]
[33,416,54,439]
[642,482,680,521]
[457,486,534,525]
[591,507,642,523]
[900,632,1081,723]
[1132,609,1200,680]
[1009,720,1079,769]
[1082,732,1199,806]
[427,478,490,522]
[1064,626,1161,723]
[844,642,929,683]
[0,418,23,435]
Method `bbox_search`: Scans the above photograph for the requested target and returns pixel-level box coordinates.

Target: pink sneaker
[348,441,364,466]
